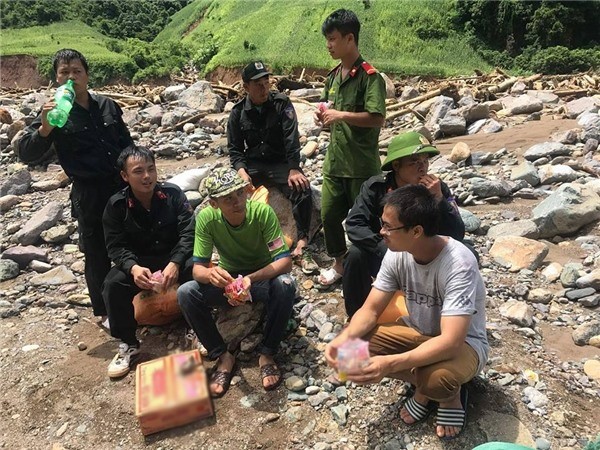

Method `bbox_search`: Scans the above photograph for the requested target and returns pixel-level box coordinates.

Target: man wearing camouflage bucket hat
[342,131,466,317]
[178,168,296,397]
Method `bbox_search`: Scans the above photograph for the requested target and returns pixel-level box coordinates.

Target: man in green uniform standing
[316,8,386,286]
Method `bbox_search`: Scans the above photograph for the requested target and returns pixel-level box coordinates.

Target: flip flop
[260,363,282,391]
[400,395,437,425]
[435,385,468,441]
[317,267,342,286]
[209,362,236,399]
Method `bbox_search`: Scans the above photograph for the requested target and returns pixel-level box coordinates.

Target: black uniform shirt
[227,91,302,176]
[102,182,195,274]
[346,171,465,257]
[18,92,133,182]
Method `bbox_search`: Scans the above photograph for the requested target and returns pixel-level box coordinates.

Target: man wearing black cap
[227,61,315,270]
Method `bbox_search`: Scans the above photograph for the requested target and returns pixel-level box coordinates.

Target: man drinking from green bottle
[18,48,134,328]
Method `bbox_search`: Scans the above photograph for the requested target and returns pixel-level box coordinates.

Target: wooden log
[488,77,518,94]
[386,85,448,112]
[553,89,588,97]
[159,112,207,133]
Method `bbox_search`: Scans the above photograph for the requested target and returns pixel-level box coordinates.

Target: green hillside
[156,0,491,77]
[0,20,135,84]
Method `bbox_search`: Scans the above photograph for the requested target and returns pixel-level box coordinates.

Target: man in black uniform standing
[228,61,315,268]
[102,145,194,378]
[18,49,133,325]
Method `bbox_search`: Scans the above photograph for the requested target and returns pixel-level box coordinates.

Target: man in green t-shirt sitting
[177,168,296,398]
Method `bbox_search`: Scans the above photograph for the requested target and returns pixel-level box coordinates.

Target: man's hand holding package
[131,265,154,290]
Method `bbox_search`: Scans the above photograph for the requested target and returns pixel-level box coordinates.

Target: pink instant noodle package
[337,338,370,382]
[224,275,252,303]
[149,270,165,293]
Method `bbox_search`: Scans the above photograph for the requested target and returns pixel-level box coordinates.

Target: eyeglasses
[379,218,409,236]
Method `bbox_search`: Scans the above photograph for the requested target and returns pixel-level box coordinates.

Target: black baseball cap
[242,61,271,82]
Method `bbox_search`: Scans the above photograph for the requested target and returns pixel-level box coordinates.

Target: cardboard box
[135,350,213,435]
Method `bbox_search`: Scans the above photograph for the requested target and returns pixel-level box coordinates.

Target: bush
[526,46,600,74]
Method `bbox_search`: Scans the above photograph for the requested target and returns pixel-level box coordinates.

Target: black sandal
[209,363,236,399]
[260,363,282,391]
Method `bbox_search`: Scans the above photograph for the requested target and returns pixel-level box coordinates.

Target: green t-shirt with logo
[321,55,386,178]
[193,200,290,273]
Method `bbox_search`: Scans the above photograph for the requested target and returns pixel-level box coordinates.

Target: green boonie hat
[381,131,440,171]
[203,167,249,198]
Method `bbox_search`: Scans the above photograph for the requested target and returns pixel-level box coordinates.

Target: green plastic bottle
[47,79,75,128]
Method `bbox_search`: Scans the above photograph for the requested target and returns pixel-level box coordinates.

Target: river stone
[30,265,76,286]
[561,263,583,288]
[469,177,512,198]
[565,287,596,301]
[489,236,548,272]
[462,103,490,123]
[28,260,52,273]
[0,168,31,196]
[0,259,20,281]
[41,224,76,244]
[583,359,600,380]
[526,90,559,104]
[331,405,348,426]
[1,245,49,269]
[499,300,534,328]
[589,336,600,348]
[424,96,454,130]
[459,208,481,232]
[162,84,186,102]
[0,194,21,212]
[487,220,539,240]
[572,321,600,346]
[15,201,63,245]
[532,183,600,239]
[523,142,570,162]
[526,288,554,304]
[478,411,535,447]
[510,161,540,187]
[537,164,578,184]
[439,113,466,136]
[542,262,562,282]
[575,269,600,290]
[448,142,471,163]
[285,376,307,392]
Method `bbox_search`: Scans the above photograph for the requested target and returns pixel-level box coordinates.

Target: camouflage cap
[203,167,249,198]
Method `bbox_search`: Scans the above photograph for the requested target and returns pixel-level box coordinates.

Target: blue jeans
[177,273,296,360]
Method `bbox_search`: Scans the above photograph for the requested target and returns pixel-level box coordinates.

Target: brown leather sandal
[260,363,282,391]
[209,363,236,398]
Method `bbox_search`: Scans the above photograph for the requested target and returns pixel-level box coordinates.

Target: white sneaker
[101,317,110,331]
[107,343,140,378]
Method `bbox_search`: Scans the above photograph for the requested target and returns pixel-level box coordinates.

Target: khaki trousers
[366,322,479,402]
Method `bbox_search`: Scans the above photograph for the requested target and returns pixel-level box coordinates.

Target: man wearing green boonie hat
[342,131,466,317]
[178,167,296,396]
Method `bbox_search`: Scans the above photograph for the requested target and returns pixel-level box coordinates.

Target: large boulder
[565,97,600,119]
[293,102,322,137]
[468,177,512,198]
[216,302,265,352]
[177,81,224,113]
[500,94,543,116]
[510,161,540,187]
[489,236,548,271]
[532,183,600,238]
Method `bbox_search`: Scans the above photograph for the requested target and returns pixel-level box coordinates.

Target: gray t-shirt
[373,237,489,373]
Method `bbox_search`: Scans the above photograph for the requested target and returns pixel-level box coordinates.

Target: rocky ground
[0,77,599,450]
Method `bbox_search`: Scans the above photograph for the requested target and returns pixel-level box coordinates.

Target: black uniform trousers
[71,177,123,317]
[342,244,384,318]
[102,256,194,345]
[250,171,312,241]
